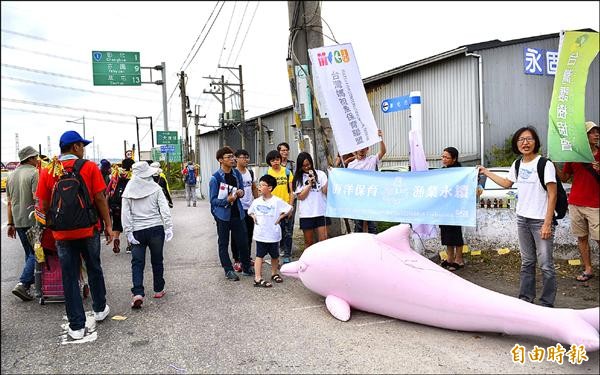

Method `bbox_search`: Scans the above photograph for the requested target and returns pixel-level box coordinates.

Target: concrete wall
[415,208,599,264]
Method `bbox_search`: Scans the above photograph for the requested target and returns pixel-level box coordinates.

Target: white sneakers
[94,304,110,322]
[68,327,85,340]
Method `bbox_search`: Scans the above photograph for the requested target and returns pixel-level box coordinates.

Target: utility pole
[15,133,19,160]
[193,104,206,166]
[178,71,190,163]
[218,65,246,149]
[288,1,340,235]
[203,75,226,147]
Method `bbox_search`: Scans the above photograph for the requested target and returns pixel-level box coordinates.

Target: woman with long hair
[293,152,330,250]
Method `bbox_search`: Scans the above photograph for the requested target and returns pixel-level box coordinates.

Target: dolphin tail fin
[376,223,412,251]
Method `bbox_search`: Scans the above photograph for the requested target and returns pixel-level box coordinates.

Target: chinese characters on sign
[510,343,589,365]
[326,167,478,226]
[308,43,379,155]
[523,47,558,76]
[92,51,141,86]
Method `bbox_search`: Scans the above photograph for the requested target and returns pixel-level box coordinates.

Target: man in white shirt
[347,129,387,233]
[231,149,258,272]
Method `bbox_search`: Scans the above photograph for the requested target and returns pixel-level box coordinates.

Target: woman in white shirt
[478,126,557,307]
[293,152,330,250]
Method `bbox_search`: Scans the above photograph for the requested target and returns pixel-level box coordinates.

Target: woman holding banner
[478,126,557,308]
[439,147,465,271]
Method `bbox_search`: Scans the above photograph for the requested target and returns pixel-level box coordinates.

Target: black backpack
[46,159,98,240]
[515,156,568,220]
[108,177,129,212]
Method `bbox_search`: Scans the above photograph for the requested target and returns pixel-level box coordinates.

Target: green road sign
[92,51,141,86]
[156,130,178,145]
[152,140,182,162]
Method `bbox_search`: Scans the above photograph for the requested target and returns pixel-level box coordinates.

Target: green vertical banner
[548,31,599,162]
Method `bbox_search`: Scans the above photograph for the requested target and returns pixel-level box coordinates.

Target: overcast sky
[1,1,598,162]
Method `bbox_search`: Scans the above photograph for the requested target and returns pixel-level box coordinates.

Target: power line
[225,1,250,66]
[178,1,222,72]
[1,106,134,125]
[1,44,88,64]
[218,1,237,67]
[2,63,89,81]
[232,1,260,66]
[2,75,159,102]
[1,97,136,117]
[182,1,226,71]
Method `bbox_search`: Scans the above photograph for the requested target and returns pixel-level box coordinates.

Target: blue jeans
[56,231,107,331]
[279,215,294,258]
[16,227,35,287]
[216,217,251,273]
[131,226,165,297]
[185,184,197,204]
[354,220,377,234]
[516,215,556,307]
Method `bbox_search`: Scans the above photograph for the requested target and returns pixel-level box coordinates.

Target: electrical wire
[182,1,226,72]
[218,1,237,67]
[1,106,134,125]
[232,1,260,66]
[1,97,136,117]
[1,44,88,64]
[224,1,250,67]
[178,1,222,71]
[1,75,158,102]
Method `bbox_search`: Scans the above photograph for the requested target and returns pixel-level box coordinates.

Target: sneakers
[94,304,110,321]
[187,202,191,207]
[282,257,291,264]
[193,202,196,207]
[242,268,255,276]
[153,290,166,299]
[233,261,242,272]
[112,238,120,253]
[131,295,144,309]
[126,244,132,254]
[12,283,33,301]
[225,270,240,281]
[68,327,85,340]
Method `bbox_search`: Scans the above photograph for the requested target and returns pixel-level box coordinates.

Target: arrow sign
[381,95,411,113]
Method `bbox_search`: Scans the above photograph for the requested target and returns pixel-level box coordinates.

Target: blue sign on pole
[160,145,175,153]
[381,95,411,113]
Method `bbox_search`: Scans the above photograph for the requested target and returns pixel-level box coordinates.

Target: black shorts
[256,241,279,259]
[299,216,331,230]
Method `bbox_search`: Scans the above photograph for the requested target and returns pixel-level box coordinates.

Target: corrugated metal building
[198,30,599,196]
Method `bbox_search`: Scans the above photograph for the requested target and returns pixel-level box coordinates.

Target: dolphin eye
[298,262,307,272]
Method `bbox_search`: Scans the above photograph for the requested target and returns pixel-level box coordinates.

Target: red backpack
[46,159,98,240]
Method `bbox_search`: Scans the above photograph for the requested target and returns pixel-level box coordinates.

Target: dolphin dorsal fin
[376,224,411,251]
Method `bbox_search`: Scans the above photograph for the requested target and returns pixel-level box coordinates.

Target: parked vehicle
[478,167,570,205]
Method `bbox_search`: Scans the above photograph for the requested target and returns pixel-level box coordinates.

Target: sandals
[271,274,283,283]
[447,263,465,272]
[576,272,594,282]
[254,279,272,288]
[441,260,450,269]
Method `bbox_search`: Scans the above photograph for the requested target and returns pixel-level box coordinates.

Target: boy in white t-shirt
[347,129,387,233]
[248,175,292,287]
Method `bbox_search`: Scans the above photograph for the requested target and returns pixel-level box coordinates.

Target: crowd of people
[5,120,599,339]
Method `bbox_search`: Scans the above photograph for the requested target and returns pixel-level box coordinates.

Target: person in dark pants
[6,146,39,301]
[231,149,258,272]
[209,146,254,281]
[439,147,465,271]
[121,162,173,309]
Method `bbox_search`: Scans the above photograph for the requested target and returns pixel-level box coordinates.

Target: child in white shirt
[248,175,292,287]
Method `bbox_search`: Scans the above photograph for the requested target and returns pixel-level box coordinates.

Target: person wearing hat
[150,161,173,208]
[35,130,114,340]
[121,161,173,309]
[100,159,111,185]
[557,121,600,282]
[6,146,39,301]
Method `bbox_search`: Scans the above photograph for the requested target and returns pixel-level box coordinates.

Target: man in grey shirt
[6,146,39,301]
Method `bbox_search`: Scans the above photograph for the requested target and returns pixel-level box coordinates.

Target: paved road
[1,193,598,374]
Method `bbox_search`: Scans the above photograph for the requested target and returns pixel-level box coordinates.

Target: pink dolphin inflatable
[280,224,600,351]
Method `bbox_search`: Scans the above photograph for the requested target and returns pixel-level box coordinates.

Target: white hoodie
[121,175,173,235]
